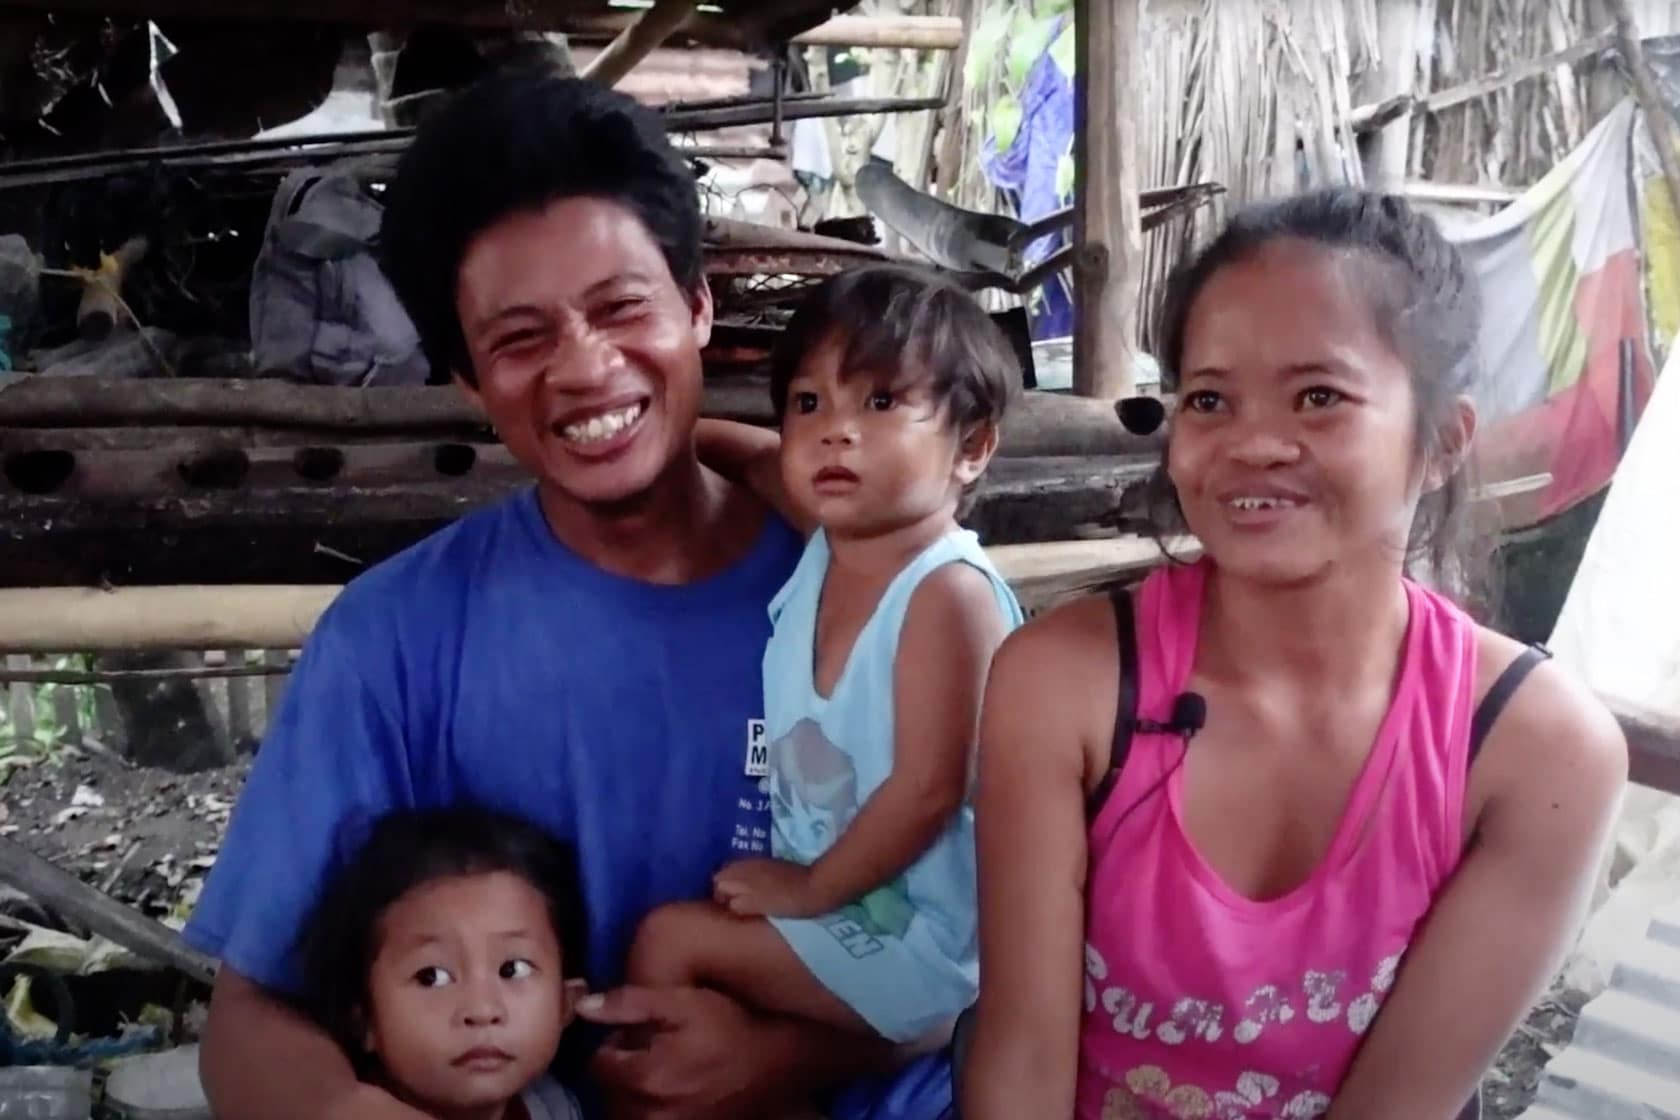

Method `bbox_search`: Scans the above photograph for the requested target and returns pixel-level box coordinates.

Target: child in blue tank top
[626,264,1024,1101]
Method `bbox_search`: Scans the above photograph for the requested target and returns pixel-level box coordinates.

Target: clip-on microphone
[1097,691,1210,846]
[1133,692,1208,739]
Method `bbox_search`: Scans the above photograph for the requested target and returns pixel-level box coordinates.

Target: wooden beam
[0,377,1155,459]
[1608,0,1680,225]
[580,0,698,89]
[1616,700,1680,799]
[0,3,950,50]
[1071,0,1142,400]
[1400,180,1524,206]
[1422,28,1614,113]
[785,15,963,50]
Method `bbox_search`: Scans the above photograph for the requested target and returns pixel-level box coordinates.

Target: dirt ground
[1,748,1587,1113]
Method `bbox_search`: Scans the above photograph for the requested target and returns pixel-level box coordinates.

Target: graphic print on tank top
[1077,560,1479,1120]
[1083,941,1406,1119]
[769,717,914,946]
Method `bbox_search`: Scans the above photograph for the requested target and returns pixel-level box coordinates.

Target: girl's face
[363,871,572,1117]
[779,333,992,540]
[1167,238,1462,587]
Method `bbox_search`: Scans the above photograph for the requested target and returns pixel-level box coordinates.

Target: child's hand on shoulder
[712,857,822,919]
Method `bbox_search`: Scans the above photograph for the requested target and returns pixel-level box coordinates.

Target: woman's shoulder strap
[1087,583,1140,816]
[1468,643,1552,767]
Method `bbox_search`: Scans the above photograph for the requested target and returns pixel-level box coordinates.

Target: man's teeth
[560,403,644,444]
[1229,496,1300,511]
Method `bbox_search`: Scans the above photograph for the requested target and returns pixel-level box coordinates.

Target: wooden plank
[1400,181,1524,206]
[1422,28,1614,113]
[1071,0,1142,399]
[51,680,82,747]
[225,651,252,746]
[1616,701,1680,798]
[786,14,962,50]
[6,653,34,744]
[261,650,290,736]
[580,0,699,88]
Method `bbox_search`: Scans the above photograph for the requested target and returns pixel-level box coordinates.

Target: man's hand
[579,985,798,1120]
[712,857,822,918]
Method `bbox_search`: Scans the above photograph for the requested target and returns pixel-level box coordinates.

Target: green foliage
[0,654,100,766]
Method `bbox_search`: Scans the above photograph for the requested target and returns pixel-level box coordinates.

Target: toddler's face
[364,871,571,1114]
[779,333,986,539]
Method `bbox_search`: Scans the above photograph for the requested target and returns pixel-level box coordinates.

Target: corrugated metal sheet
[1517,900,1680,1119]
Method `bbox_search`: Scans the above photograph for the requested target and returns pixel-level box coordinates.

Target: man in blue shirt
[185,72,952,1120]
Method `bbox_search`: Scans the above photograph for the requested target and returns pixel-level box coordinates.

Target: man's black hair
[379,71,704,386]
[292,805,588,1072]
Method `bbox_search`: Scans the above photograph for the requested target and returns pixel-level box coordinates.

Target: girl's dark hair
[768,264,1020,431]
[292,806,588,1070]
[1149,188,1491,607]
[379,71,703,386]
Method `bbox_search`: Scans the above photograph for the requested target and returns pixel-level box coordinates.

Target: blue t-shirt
[183,487,952,1120]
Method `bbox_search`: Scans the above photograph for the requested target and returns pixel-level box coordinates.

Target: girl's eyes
[792,392,819,414]
[867,390,895,411]
[409,961,535,985]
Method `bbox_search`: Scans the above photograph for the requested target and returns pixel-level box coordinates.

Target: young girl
[626,265,1024,1057]
[964,190,1627,1120]
[294,807,591,1120]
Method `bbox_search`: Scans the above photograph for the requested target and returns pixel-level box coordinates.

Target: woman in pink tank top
[962,191,1627,1120]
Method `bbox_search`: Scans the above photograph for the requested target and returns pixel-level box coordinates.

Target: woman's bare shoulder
[1469,624,1627,805]
[990,588,1124,701]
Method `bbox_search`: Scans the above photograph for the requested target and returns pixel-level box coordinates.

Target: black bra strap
[1468,644,1551,767]
[1088,586,1139,817]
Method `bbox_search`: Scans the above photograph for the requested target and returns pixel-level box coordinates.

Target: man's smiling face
[453,195,713,510]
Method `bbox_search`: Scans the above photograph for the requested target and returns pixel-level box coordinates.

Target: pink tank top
[1077,560,1477,1120]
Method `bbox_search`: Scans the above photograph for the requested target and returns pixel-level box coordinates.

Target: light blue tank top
[762,527,1023,968]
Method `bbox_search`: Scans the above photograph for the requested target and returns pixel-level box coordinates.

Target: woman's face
[1167,238,1441,588]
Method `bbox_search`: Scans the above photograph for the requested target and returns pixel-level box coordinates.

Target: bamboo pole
[580,0,699,88]
[0,539,1178,653]
[1071,0,1143,400]
[1608,0,1680,223]
[0,586,336,654]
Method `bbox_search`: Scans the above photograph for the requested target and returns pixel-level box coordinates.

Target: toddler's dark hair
[1148,188,1491,608]
[292,806,588,1069]
[768,264,1020,433]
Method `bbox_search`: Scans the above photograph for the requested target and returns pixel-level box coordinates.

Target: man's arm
[715,564,1009,917]
[1328,655,1627,1119]
[184,610,415,1118]
[694,418,811,532]
[581,985,946,1119]
[201,969,426,1120]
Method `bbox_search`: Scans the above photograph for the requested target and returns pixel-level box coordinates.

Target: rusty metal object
[701,216,896,282]
[855,161,1224,294]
